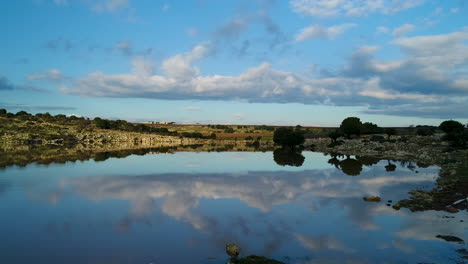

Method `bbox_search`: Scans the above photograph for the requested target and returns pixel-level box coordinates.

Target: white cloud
[295,23,356,42]
[62,30,468,119]
[27,69,65,81]
[93,0,129,13]
[114,40,133,56]
[183,106,202,111]
[162,43,209,79]
[392,24,415,37]
[376,26,390,34]
[162,3,170,12]
[131,57,154,77]
[450,8,459,13]
[290,0,424,17]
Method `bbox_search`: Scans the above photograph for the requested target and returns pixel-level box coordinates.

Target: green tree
[439,120,467,148]
[0,109,7,115]
[273,127,305,148]
[439,120,464,134]
[328,129,343,144]
[340,117,362,138]
[94,117,110,129]
[360,122,380,134]
[273,148,305,167]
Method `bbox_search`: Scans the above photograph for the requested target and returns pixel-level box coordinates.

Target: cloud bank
[62,29,468,118]
[290,0,424,17]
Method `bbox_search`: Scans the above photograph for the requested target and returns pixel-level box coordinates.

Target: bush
[385,128,397,139]
[439,120,464,134]
[328,129,343,143]
[273,127,305,148]
[360,122,381,134]
[340,117,362,138]
[416,127,435,136]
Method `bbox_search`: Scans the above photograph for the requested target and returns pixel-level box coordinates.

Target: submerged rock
[226,243,240,258]
[363,196,381,202]
[436,235,465,244]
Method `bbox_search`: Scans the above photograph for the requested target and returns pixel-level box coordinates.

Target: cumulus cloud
[27,69,65,81]
[162,43,209,79]
[392,24,415,37]
[290,0,424,17]
[62,29,468,119]
[295,23,356,42]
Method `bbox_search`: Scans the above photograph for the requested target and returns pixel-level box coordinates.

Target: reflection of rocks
[273,148,305,167]
[385,160,397,172]
[308,134,457,165]
[396,164,468,213]
[226,243,240,258]
[339,157,363,176]
[363,196,381,202]
[436,235,465,244]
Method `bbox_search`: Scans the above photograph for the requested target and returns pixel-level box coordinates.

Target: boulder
[363,196,381,202]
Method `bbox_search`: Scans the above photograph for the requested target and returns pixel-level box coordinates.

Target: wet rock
[436,235,465,244]
[363,196,381,202]
[446,206,459,214]
[226,243,240,258]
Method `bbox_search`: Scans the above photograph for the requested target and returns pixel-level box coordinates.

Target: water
[0,150,466,264]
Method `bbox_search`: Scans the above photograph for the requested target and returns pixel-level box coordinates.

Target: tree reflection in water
[273,148,305,167]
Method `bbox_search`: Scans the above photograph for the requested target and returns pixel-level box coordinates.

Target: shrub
[273,127,305,148]
[340,117,362,138]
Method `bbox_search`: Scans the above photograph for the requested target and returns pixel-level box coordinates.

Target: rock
[392,203,401,210]
[226,243,240,258]
[436,235,464,244]
[363,196,381,202]
[445,206,459,214]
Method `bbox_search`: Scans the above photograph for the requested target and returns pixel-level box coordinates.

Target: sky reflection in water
[0,151,466,264]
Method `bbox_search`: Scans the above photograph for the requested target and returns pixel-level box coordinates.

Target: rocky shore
[307,134,467,165]
[305,134,467,213]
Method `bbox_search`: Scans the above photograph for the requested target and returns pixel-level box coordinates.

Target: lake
[0,150,466,264]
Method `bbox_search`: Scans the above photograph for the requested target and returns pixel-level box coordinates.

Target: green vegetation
[385,128,397,139]
[340,117,362,138]
[273,127,305,148]
[439,120,468,148]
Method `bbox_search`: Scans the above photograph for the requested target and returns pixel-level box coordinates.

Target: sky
[1,0,467,126]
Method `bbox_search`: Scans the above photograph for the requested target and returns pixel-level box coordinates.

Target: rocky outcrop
[306,134,464,165]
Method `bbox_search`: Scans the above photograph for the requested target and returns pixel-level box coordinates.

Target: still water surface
[0,151,466,264]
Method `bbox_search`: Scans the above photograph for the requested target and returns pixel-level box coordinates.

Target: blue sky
[1,0,467,126]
